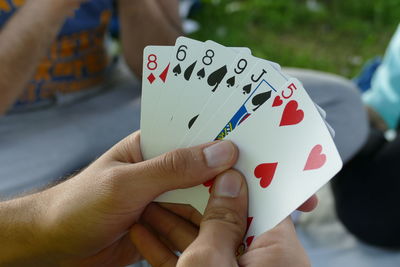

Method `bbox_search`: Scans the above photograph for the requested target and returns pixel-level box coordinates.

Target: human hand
[366,105,388,131]
[131,170,311,267]
[29,131,238,266]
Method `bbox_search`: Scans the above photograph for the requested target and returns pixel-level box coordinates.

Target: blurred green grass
[189,0,400,78]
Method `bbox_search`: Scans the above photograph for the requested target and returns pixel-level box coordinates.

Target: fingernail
[214,172,242,198]
[203,141,234,168]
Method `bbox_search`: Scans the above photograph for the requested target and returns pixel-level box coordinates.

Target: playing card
[189,58,289,146]
[225,78,342,246]
[163,39,252,150]
[140,46,173,160]
[141,37,205,160]
[140,40,342,246]
[178,44,259,148]
[155,44,258,206]
[156,57,290,211]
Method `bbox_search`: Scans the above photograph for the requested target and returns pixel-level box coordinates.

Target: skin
[119,0,182,76]
[0,0,181,114]
[0,132,239,266]
[131,171,311,267]
[0,131,315,266]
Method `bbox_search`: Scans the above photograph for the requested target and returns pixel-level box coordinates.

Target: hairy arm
[0,0,86,115]
[0,193,54,266]
[118,0,182,76]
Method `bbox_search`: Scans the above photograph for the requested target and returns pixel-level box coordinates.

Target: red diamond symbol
[147,73,156,84]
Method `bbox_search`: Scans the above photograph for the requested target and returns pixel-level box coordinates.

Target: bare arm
[0,0,87,115]
[0,131,238,266]
[118,0,182,77]
[0,193,54,266]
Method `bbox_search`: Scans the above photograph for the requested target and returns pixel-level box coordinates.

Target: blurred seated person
[332,24,400,248]
[0,0,181,197]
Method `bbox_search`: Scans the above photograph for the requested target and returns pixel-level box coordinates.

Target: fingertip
[199,169,249,247]
[297,194,318,212]
[212,170,244,198]
[203,140,238,169]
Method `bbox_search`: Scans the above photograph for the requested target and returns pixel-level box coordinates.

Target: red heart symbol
[254,163,278,188]
[279,100,304,126]
[246,217,253,233]
[272,95,283,107]
[203,179,215,193]
[246,236,255,247]
[304,144,327,171]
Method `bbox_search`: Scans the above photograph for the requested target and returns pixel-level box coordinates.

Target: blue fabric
[60,0,113,35]
[353,57,382,92]
[0,0,114,109]
[363,25,400,129]
[0,0,113,32]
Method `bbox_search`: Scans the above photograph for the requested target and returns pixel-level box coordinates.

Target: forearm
[0,0,83,115]
[118,0,182,76]
[157,0,182,32]
[0,193,52,266]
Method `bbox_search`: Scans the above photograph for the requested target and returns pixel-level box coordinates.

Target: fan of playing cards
[140,37,342,248]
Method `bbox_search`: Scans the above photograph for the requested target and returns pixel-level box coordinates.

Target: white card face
[155,184,210,212]
[156,58,290,209]
[225,78,342,247]
[189,58,289,146]
[141,42,342,245]
[164,40,242,149]
[178,46,258,148]
[141,46,173,160]
[155,42,254,207]
[141,37,204,159]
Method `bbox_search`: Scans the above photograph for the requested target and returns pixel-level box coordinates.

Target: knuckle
[161,149,193,177]
[202,207,245,235]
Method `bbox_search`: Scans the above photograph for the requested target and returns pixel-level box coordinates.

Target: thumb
[127,140,238,198]
[178,170,248,267]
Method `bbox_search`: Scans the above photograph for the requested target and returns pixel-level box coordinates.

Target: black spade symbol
[188,114,199,129]
[208,65,228,92]
[226,76,235,87]
[197,68,206,79]
[242,84,252,94]
[173,64,182,76]
[251,91,272,112]
[184,61,197,81]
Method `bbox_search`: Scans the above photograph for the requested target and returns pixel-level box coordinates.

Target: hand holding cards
[140,37,342,248]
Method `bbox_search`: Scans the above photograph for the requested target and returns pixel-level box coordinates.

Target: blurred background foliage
[189,0,400,78]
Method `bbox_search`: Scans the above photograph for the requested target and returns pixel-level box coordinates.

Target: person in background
[0,0,181,197]
[332,24,400,248]
[0,132,312,267]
